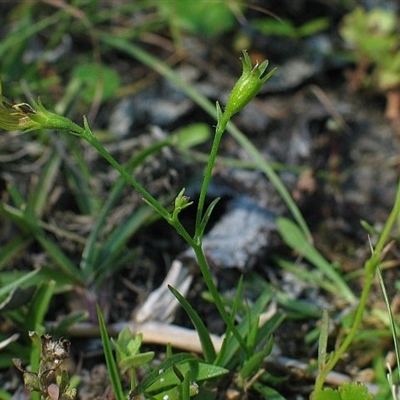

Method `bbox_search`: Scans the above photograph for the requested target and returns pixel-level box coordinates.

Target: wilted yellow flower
[0,98,39,132]
[0,79,82,134]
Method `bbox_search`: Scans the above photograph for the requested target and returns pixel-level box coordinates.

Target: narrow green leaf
[119,352,155,371]
[256,313,286,345]
[377,266,400,385]
[81,138,170,281]
[26,280,55,333]
[253,382,287,400]
[246,314,260,353]
[277,217,355,303]
[0,12,61,60]
[135,353,194,395]
[0,236,31,270]
[26,148,61,217]
[0,269,39,298]
[239,335,273,379]
[144,359,228,395]
[1,204,81,283]
[169,285,217,362]
[97,305,125,400]
[197,197,220,237]
[318,309,329,371]
[230,275,244,323]
[62,133,100,215]
[181,370,191,400]
[51,311,88,335]
[274,257,339,302]
[5,182,26,208]
[27,281,56,377]
[297,17,330,37]
[214,286,277,367]
[33,230,81,283]
[94,206,154,282]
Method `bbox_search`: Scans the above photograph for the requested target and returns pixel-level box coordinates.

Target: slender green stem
[192,112,251,353]
[312,179,400,397]
[192,243,249,354]
[80,128,196,245]
[85,133,168,218]
[312,261,375,395]
[195,114,229,237]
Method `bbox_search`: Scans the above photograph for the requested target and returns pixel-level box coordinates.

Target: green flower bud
[224,50,275,119]
[174,188,193,213]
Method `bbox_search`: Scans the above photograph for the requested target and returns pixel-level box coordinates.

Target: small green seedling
[313,382,373,400]
[112,327,154,392]
[97,306,228,400]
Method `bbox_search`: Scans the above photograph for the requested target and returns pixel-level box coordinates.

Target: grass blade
[97,305,125,400]
[0,236,31,270]
[94,206,154,283]
[0,269,39,298]
[80,138,171,281]
[318,309,329,372]
[26,148,61,217]
[168,285,217,363]
[377,266,400,385]
[277,217,355,303]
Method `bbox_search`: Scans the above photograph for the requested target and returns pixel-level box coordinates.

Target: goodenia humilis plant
[3,48,400,398]
[0,50,274,360]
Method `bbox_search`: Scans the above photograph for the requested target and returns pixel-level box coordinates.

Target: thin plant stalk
[377,266,400,388]
[195,111,229,236]
[312,179,400,397]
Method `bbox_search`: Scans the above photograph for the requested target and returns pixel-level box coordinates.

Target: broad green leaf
[313,382,373,400]
[313,387,341,400]
[172,123,211,150]
[339,382,373,400]
[72,63,121,102]
[158,0,242,36]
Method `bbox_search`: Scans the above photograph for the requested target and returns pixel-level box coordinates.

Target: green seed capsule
[224,50,275,119]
